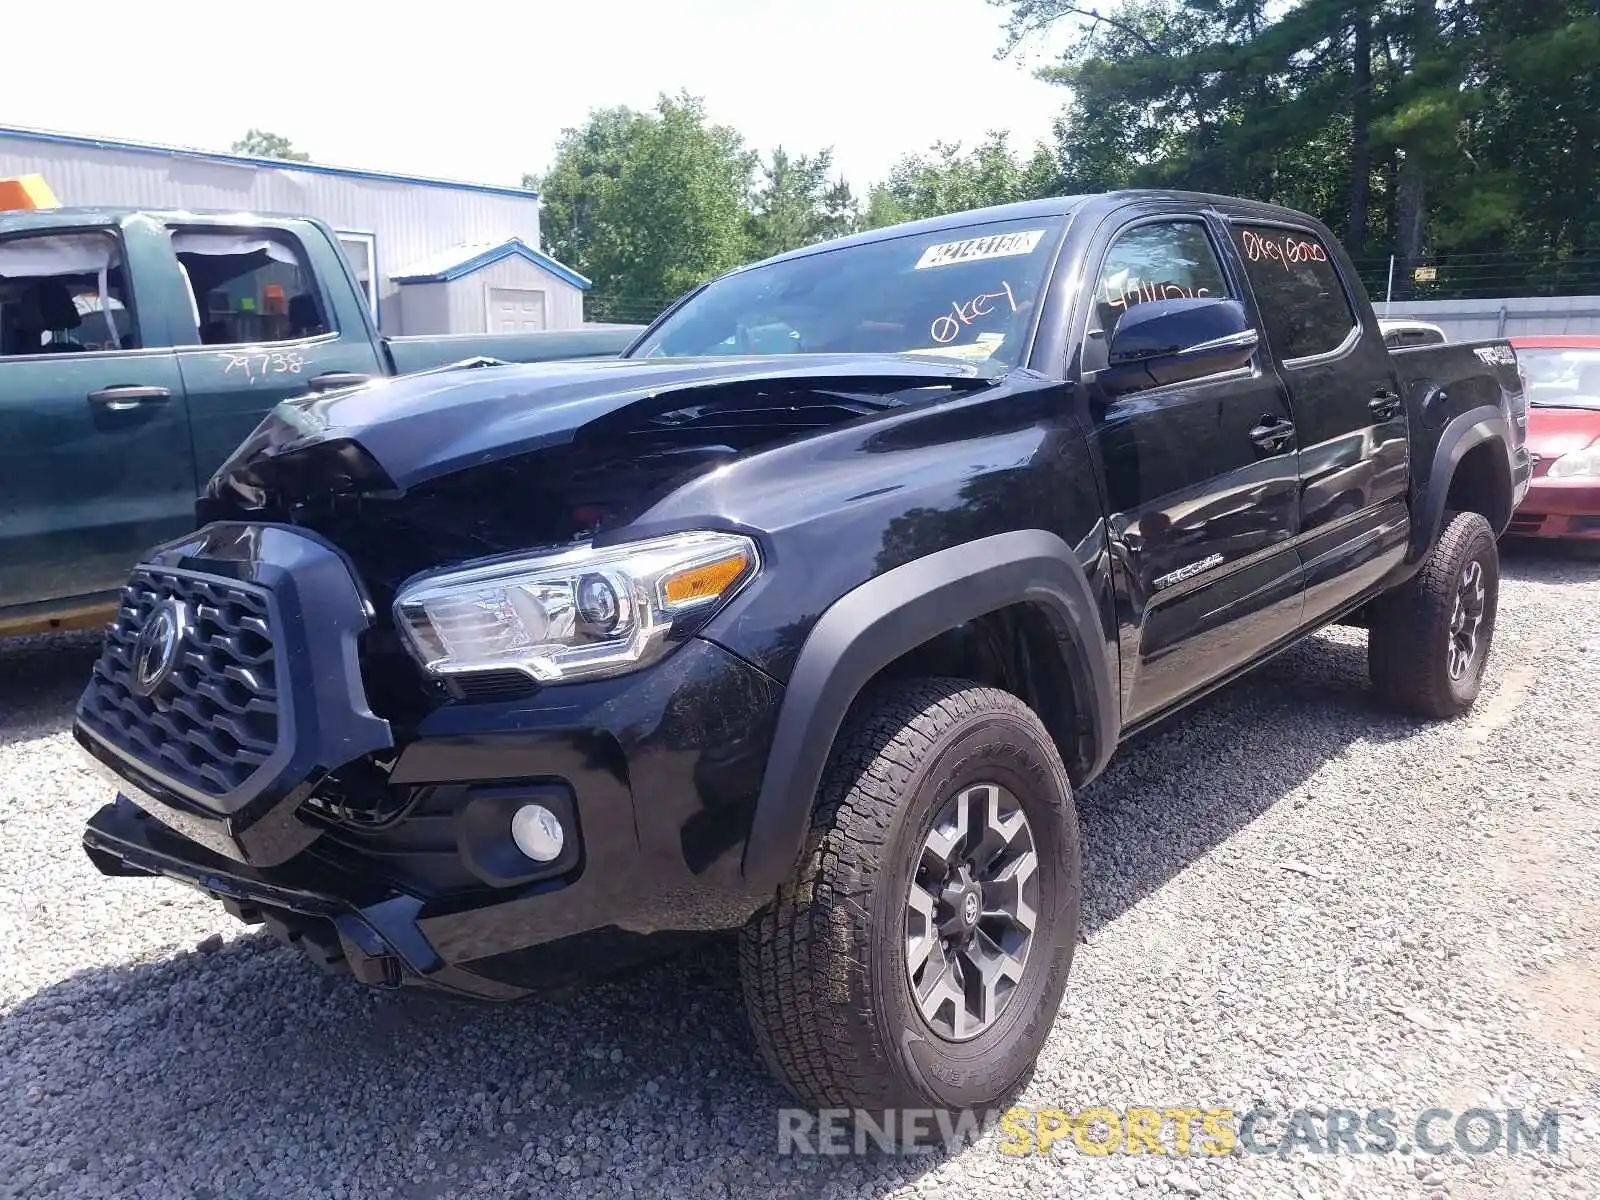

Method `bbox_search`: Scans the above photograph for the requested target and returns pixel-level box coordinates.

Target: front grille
[81,568,280,797]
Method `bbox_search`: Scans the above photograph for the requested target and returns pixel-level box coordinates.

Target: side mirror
[1098,297,1259,395]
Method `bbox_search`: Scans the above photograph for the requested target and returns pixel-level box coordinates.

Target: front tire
[739,678,1080,1113]
[1369,510,1500,718]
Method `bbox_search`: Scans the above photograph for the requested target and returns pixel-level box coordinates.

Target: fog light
[510,804,565,862]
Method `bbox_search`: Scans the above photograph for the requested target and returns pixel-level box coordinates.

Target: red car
[1508,335,1600,540]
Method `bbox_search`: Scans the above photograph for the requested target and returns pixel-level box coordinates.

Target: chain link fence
[584,292,679,327]
[1351,252,1600,304]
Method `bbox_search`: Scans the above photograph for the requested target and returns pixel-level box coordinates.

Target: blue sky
[6,0,1072,193]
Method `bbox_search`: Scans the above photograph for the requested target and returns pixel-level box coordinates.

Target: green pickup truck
[0,206,639,639]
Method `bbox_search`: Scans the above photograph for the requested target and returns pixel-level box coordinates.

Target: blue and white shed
[389,238,591,336]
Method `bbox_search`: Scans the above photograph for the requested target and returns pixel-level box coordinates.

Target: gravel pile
[2,546,1597,1199]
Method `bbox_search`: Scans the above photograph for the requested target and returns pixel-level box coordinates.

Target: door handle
[87,385,171,412]
[1249,416,1296,452]
[307,372,372,393]
[1369,389,1403,421]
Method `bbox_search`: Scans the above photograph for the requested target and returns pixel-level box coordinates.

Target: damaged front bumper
[83,793,520,997]
[75,522,785,999]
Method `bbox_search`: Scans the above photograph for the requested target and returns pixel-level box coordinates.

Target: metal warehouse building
[0,125,591,335]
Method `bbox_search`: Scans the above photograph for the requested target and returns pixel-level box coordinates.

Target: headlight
[394,531,759,683]
[1547,447,1600,479]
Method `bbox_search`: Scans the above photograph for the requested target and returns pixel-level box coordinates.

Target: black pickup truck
[75,190,1530,1116]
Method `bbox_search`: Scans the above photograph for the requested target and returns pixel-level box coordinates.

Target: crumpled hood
[210,353,998,496]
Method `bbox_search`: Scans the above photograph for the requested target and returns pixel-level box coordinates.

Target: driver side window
[0,230,138,357]
[1090,221,1232,341]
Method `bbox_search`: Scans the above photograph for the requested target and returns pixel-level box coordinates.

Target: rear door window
[1231,225,1357,361]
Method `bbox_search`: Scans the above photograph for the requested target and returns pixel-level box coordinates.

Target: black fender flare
[1408,405,1513,562]
[739,529,1118,891]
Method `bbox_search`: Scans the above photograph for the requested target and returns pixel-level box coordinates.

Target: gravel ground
[2,544,1597,1200]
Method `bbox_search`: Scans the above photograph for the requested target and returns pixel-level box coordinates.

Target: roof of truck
[750,189,1333,272]
[0,205,340,237]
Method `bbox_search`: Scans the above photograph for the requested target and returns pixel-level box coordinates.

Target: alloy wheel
[1447,559,1487,681]
[905,782,1039,1041]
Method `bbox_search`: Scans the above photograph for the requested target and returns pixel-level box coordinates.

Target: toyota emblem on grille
[131,596,191,697]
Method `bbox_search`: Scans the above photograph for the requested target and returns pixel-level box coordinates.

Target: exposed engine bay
[202,368,994,599]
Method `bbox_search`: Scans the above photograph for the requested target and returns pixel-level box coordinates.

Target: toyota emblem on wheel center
[130,596,190,697]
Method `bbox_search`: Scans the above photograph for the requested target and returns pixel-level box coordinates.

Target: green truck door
[0,217,196,610]
[165,221,385,481]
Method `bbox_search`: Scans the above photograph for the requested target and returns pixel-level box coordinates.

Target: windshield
[629,215,1068,367]
[1520,346,1600,410]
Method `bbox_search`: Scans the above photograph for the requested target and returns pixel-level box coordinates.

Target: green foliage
[533,96,861,316]
[530,4,1596,317]
[864,133,1060,227]
[609,95,756,299]
[746,148,860,258]
[230,129,309,161]
[532,94,754,310]
[994,0,1600,294]
[524,105,638,280]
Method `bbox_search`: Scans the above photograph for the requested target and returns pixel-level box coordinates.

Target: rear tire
[1369,511,1500,718]
[739,678,1080,1114]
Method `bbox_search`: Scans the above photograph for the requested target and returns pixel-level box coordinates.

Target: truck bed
[384,327,640,376]
[1389,337,1530,522]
